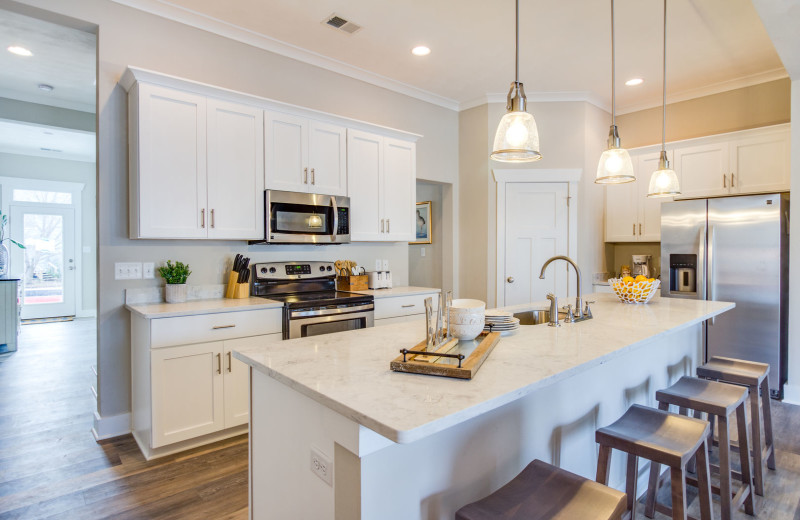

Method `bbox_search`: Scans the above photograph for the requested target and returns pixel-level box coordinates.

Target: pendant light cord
[515,0,519,84]
[611,0,616,126]
[661,0,667,152]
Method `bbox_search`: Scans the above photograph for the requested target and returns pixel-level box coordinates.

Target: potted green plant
[0,210,25,277]
[158,260,192,303]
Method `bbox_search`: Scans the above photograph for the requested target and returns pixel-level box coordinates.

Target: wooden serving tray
[390,331,501,380]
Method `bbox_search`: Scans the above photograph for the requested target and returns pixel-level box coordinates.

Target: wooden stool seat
[697,356,775,496]
[455,459,627,520]
[596,405,713,520]
[648,377,754,520]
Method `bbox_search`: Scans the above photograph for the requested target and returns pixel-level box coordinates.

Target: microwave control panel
[336,207,349,235]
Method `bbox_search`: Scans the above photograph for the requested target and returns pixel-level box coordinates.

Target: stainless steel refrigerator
[660,193,789,399]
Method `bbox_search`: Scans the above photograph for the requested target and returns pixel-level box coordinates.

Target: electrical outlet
[310,447,332,486]
[375,259,382,271]
[115,262,143,280]
[420,247,426,257]
[143,262,155,279]
[382,259,389,271]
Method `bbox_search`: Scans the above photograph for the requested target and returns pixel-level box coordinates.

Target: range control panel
[253,261,335,281]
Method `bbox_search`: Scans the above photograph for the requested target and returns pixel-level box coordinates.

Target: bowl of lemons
[608,275,661,304]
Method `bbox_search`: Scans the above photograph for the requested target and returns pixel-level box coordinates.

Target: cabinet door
[347,130,384,241]
[207,99,265,239]
[382,138,416,241]
[730,129,790,194]
[151,342,224,448]
[637,151,671,242]
[673,142,729,198]
[136,83,207,238]
[604,181,637,242]
[265,111,309,192]
[308,121,347,196]
[223,334,281,428]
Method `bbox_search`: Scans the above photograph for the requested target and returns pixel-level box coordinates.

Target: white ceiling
[0,119,96,162]
[0,9,96,113]
[115,0,786,112]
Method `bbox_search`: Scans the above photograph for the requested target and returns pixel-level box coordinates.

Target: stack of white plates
[483,310,520,336]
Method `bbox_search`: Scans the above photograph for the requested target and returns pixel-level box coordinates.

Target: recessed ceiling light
[38,84,54,92]
[7,45,33,57]
[411,46,431,57]
[625,78,644,86]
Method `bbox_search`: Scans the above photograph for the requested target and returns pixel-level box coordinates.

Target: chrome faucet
[539,255,591,322]
[545,293,560,327]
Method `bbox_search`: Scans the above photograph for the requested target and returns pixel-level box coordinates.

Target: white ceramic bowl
[449,321,484,341]
[448,299,485,340]
[450,299,486,313]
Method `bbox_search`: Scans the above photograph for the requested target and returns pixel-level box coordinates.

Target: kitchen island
[234,293,733,520]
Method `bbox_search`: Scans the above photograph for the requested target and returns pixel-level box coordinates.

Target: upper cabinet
[128,82,264,240]
[264,112,347,196]
[348,130,416,242]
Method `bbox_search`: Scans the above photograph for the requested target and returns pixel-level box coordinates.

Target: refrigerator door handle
[698,226,707,301]
[708,225,716,325]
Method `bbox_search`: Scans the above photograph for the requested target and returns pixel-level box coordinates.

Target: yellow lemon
[622,276,634,284]
[635,275,647,282]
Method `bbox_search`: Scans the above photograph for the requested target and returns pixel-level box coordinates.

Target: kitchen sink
[513,309,567,325]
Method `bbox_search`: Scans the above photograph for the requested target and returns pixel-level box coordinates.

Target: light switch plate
[115,262,142,280]
[143,262,155,279]
[382,259,389,270]
[420,247,426,257]
[375,259,382,271]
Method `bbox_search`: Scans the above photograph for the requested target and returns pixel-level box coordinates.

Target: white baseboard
[92,411,131,441]
[783,383,800,405]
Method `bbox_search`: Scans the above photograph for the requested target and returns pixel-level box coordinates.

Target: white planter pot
[165,283,188,303]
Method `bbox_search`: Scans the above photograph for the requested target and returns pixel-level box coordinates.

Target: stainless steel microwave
[254,190,350,244]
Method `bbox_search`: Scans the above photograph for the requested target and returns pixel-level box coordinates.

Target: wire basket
[608,278,661,304]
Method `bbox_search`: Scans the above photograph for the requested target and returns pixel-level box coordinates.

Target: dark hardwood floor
[1,319,798,519]
[0,319,248,520]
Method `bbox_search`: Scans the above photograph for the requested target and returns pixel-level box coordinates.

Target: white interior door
[9,205,76,319]
[504,182,570,306]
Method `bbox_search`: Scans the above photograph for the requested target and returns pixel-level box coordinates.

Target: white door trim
[493,169,581,307]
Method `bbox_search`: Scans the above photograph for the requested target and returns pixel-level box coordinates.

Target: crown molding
[617,67,789,115]
[110,0,460,111]
[460,91,610,112]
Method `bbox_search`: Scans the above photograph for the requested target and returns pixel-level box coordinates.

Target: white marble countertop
[234,293,733,444]
[353,286,440,298]
[126,297,283,319]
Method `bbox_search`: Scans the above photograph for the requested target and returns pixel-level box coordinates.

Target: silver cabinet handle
[311,168,315,185]
[212,324,236,329]
[401,304,416,308]
[632,223,636,236]
[201,208,205,228]
[387,219,390,233]
[227,351,232,373]
[304,167,308,184]
[210,209,215,228]
[730,173,735,188]
[216,353,222,374]
[507,277,515,283]
[723,174,727,188]
[639,223,642,235]
[381,219,385,233]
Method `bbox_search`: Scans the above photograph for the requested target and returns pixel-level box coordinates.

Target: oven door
[286,304,374,339]
[266,190,350,244]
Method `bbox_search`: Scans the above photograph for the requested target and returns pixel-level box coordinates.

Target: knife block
[225,271,250,299]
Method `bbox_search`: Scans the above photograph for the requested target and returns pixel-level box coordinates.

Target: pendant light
[490,0,541,162]
[595,0,635,184]
[647,0,680,197]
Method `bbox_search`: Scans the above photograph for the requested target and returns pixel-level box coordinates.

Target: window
[12,189,72,204]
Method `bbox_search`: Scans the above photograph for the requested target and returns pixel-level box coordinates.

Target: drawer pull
[401,304,416,308]
[227,351,232,373]
[212,324,236,330]
[216,353,222,374]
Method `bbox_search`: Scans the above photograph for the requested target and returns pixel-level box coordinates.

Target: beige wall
[4,0,459,424]
[616,79,790,149]
[408,182,443,290]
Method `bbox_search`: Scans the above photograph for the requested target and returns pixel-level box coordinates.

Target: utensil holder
[337,275,368,291]
[226,271,250,299]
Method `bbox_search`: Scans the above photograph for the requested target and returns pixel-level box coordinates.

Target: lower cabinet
[373,292,439,326]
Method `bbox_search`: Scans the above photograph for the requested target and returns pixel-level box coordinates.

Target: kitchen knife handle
[311,168,315,185]
[216,353,222,374]
[210,209,215,228]
[201,209,205,228]
[304,167,308,184]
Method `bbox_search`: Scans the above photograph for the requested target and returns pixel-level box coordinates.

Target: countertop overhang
[234,294,734,444]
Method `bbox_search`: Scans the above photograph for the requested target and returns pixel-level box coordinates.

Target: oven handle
[288,309,374,339]
[290,303,374,318]
[331,196,338,240]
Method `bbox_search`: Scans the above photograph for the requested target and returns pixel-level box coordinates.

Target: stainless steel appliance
[631,255,652,278]
[661,193,789,398]
[251,261,373,339]
[253,190,351,245]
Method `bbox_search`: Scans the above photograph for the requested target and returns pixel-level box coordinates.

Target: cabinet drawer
[373,293,438,320]
[151,309,283,348]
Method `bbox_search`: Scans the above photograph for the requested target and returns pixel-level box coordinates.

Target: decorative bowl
[449,299,485,340]
[609,278,661,304]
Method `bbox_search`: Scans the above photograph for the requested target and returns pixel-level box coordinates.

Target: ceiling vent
[323,13,362,35]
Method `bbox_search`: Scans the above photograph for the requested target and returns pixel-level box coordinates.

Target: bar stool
[697,356,775,496]
[644,376,754,519]
[455,459,627,520]
[595,404,713,520]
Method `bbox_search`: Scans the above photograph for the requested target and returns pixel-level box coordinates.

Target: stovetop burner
[262,290,372,308]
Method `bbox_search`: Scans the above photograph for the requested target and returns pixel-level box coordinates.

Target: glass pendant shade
[647,151,680,197]
[491,110,541,162]
[595,127,635,183]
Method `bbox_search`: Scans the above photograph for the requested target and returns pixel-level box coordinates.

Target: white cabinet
[129,82,264,240]
[673,142,730,198]
[131,308,283,459]
[605,151,670,242]
[264,111,347,196]
[373,292,439,326]
[348,130,416,242]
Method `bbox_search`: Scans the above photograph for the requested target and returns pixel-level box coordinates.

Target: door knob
[507,277,514,283]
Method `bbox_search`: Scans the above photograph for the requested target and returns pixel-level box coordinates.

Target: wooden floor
[0,319,248,520]
[0,318,798,519]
